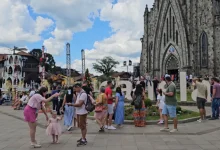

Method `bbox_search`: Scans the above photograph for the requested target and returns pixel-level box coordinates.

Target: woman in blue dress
[114,87,125,127]
[61,86,75,131]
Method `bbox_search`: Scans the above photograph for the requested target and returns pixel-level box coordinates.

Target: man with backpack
[67,83,89,145]
[160,76,178,133]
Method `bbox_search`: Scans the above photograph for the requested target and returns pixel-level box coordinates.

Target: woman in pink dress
[23,87,60,148]
[46,110,63,143]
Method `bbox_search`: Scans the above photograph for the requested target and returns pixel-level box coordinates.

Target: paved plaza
[0,106,220,150]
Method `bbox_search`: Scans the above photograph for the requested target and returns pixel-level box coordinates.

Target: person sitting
[14,92,29,110]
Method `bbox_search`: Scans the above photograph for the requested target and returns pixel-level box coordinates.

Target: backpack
[84,93,95,112]
[133,95,142,110]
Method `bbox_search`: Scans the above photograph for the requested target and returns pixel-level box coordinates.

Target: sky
[0,0,154,75]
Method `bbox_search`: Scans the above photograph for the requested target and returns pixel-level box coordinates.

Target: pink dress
[46,118,62,136]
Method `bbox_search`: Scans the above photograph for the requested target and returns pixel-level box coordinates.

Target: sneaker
[197,119,202,123]
[67,126,72,131]
[108,126,116,130]
[31,142,41,148]
[77,138,87,143]
[160,127,170,132]
[99,127,105,132]
[170,129,178,133]
[158,120,164,124]
[104,125,108,129]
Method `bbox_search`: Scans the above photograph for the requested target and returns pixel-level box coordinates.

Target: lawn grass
[88,109,199,121]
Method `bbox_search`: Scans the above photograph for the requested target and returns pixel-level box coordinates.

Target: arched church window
[8,66,13,74]
[200,32,208,67]
[167,18,169,43]
[170,8,172,39]
[176,31,178,45]
[157,0,160,10]
[149,42,153,70]
[173,16,175,41]
[164,33,166,47]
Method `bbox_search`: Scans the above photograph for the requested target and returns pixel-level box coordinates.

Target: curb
[87,115,212,125]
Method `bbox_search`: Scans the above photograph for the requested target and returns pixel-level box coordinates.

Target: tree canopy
[92,56,119,76]
[29,49,56,72]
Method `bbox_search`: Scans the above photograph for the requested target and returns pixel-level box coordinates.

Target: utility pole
[66,43,71,86]
[81,49,85,80]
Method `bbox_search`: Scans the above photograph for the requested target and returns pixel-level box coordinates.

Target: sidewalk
[1,106,220,150]
[0,106,216,135]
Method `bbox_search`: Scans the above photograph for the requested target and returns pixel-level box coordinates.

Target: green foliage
[29,49,56,72]
[144,99,152,108]
[92,56,119,76]
[124,105,133,117]
[84,68,92,87]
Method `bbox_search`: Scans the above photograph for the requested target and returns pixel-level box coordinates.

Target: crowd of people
[6,73,220,148]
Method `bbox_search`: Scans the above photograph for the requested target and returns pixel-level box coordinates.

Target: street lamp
[123,60,132,72]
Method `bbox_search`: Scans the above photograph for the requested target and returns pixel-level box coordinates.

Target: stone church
[140,0,220,79]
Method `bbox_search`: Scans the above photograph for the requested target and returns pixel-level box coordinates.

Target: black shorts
[197,97,206,109]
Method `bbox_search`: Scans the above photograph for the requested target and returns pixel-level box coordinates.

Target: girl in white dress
[156,89,165,124]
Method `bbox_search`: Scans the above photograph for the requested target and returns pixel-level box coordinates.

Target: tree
[84,68,92,87]
[29,49,56,72]
[93,56,119,76]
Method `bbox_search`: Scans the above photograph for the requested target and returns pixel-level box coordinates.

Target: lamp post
[123,60,132,72]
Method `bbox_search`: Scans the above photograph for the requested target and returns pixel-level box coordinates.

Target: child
[46,110,63,143]
[156,89,165,124]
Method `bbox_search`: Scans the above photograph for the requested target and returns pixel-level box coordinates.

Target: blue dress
[114,93,125,125]
[64,98,75,127]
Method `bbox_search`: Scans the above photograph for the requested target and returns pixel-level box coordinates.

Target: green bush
[125,106,133,116]
[145,99,152,107]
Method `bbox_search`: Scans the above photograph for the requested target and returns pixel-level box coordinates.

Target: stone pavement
[0,106,220,150]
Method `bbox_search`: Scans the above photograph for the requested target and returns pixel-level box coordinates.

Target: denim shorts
[162,104,176,118]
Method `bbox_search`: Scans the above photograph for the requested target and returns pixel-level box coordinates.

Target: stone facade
[140,0,220,78]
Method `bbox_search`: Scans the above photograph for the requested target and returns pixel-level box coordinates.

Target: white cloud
[29,0,112,55]
[71,0,154,75]
[0,0,54,47]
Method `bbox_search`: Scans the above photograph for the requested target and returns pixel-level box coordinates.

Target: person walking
[210,77,220,120]
[67,83,88,145]
[153,77,159,100]
[160,76,178,133]
[61,86,75,131]
[192,78,207,122]
[105,81,116,130]
[95,87,107,132]
[23,87,60,148]
[51,86,59,114]
[132,84,146,127]
[114,87,125,127]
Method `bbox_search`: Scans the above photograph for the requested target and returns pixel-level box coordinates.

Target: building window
[149,42,153,70]
[173,16,175,41]
[8,66,13,74]
[167,18,169,43]
[157,0,160,10]
[200,32,208,68]
[170,8,172,39]
[164,33,166,47]
[176,31,178,45]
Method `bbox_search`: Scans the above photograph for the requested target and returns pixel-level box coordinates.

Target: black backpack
[82,93,95,112]
[133,95,142,110]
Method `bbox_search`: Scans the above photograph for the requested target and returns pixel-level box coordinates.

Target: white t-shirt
[29,90,35,97]
[76,90,88,115]
[189,75,193,79]
[157,94,165,109]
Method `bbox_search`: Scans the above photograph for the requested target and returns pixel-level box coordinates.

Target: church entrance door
[165,54,179,81]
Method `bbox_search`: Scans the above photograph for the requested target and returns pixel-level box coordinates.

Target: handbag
[95,94,104,112]
[95,105,103,112]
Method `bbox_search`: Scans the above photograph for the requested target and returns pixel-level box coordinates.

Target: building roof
[0,54,7,62]
[16,51,32,56]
